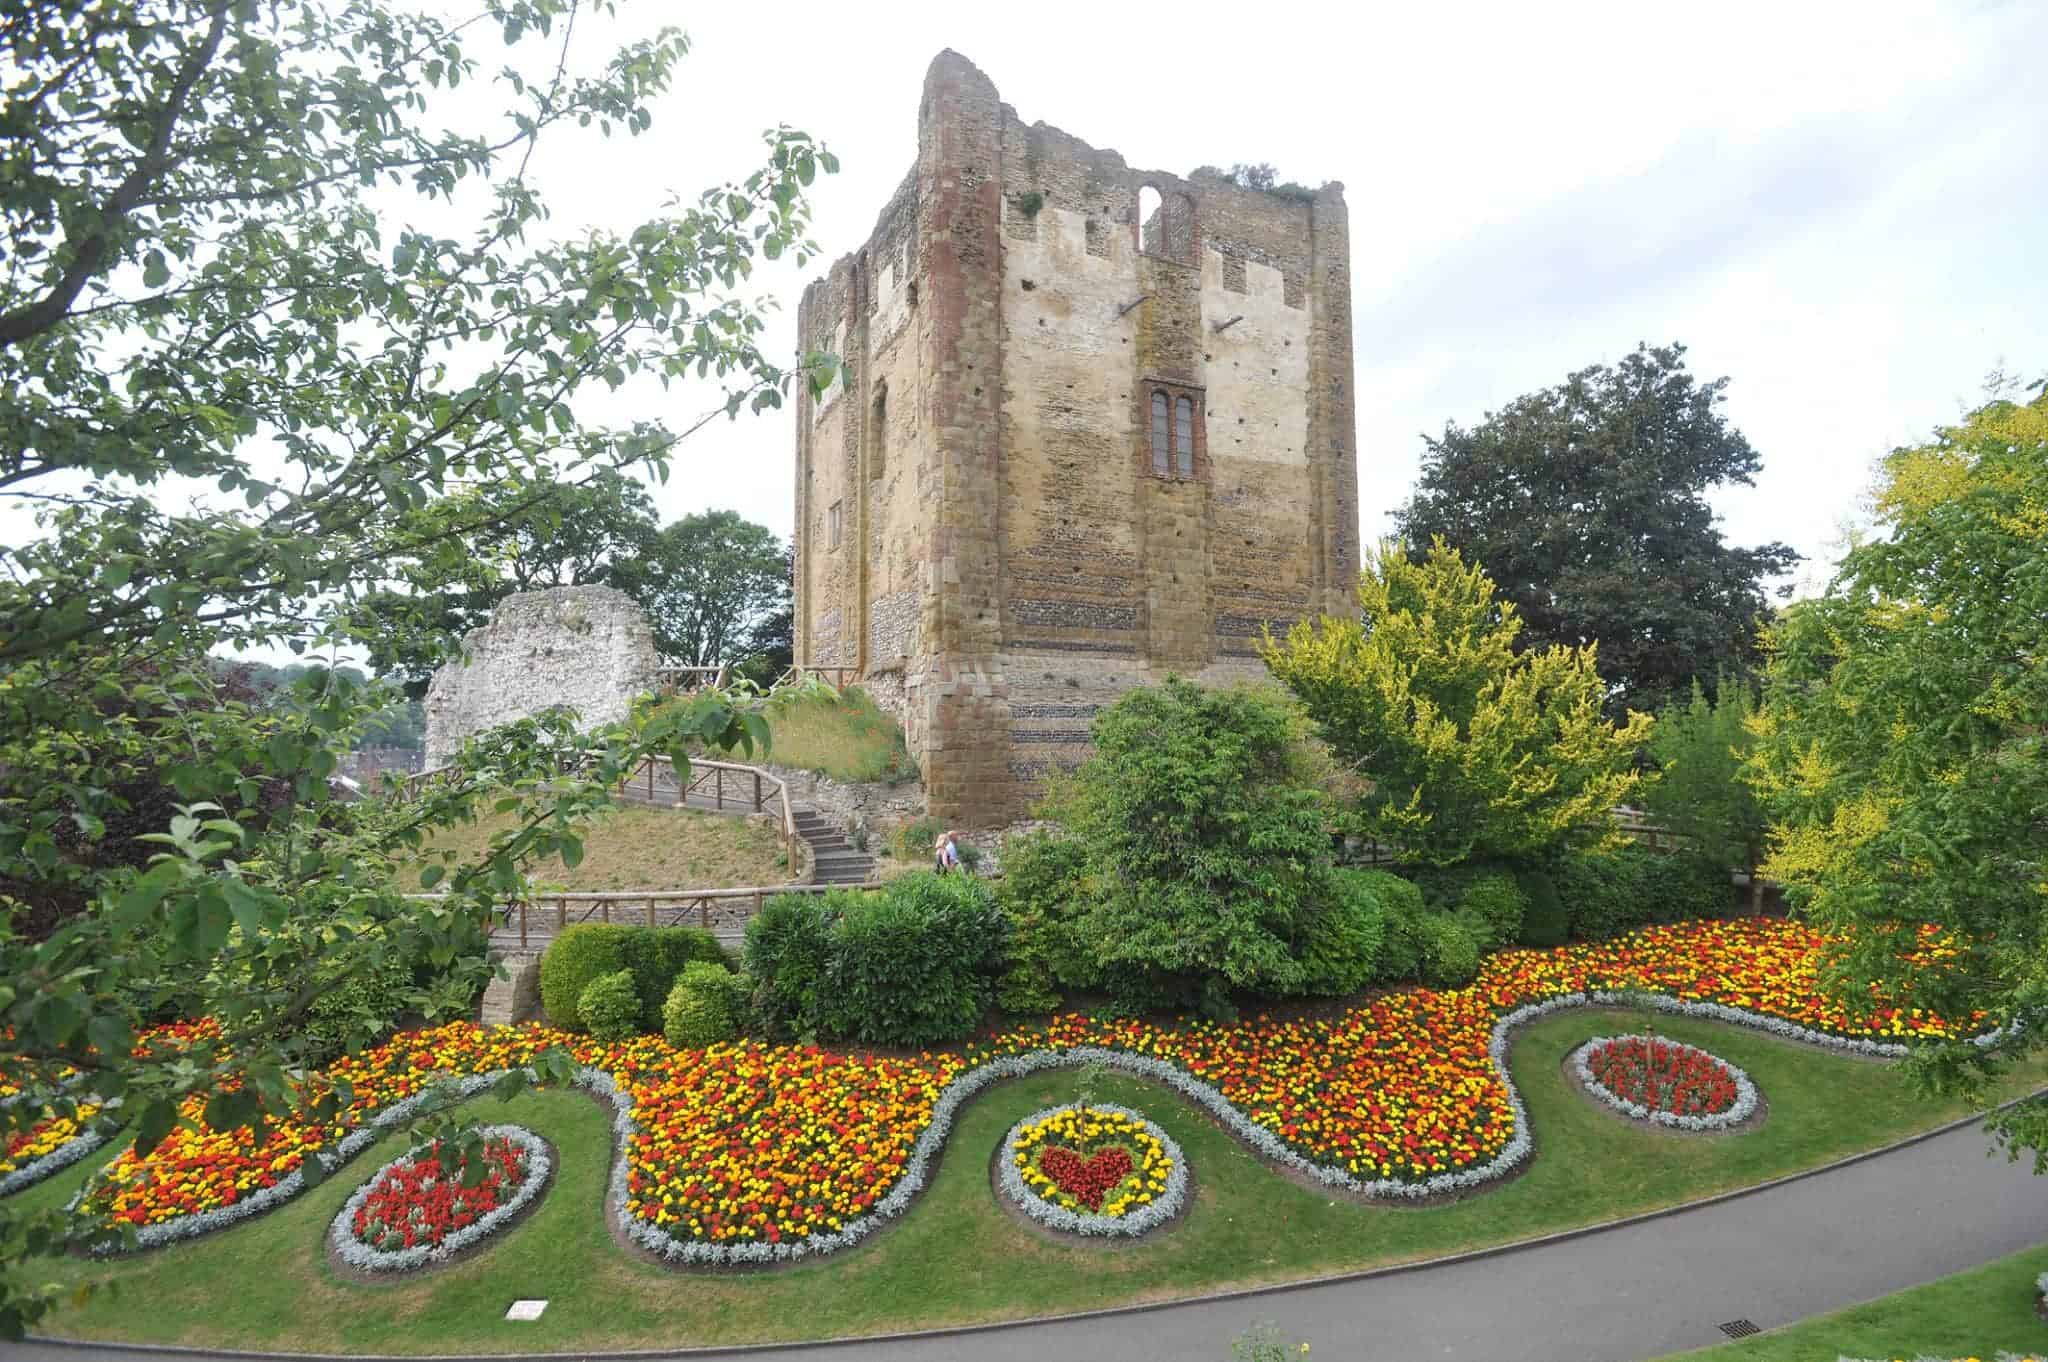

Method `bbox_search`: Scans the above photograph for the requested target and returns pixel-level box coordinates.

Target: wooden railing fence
[412,881,885,953]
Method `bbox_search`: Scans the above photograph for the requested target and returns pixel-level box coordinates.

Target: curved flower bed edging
[328,1124,552,1273]
[1568,1035,1759,1131]
[64,918,2013,1266]
[995,1103,1188,1239]
[70,981,2000,1266]
[75,1072,532,1255]
[0,1103,113,1198]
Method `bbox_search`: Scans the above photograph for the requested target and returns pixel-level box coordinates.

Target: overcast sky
[517,0,2044,598]
[20,0,2044,648]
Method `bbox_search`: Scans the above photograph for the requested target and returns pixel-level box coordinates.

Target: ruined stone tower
[793,51,1360,825]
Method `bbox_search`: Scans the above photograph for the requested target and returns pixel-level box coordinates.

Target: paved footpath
[20,1117,2048,1362]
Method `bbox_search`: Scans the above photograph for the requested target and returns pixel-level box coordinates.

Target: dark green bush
[820,873,1006,1047]
[1454,872,1527,948]
[1642,852,1734,920]
[540,923,729,1033]
[305,949,414,1054]
[993,831,1094,1014]
[578,968,641,1043]
[1294,869,1387,996]
[1351,869,1426,981]
[619,926,729,1030]
[662,961,747,1048]
[743,892,842,1041]
[1515,867,1570,946]
[1556,845,1730,940]
[1056,678,1332,1004]
[1414,911,1482,988]
[538,924,631,1031]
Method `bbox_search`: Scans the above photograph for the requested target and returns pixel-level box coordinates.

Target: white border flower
[993,1103,1188,1238]
[328,1124,551,1273]
[1568,1034,1759,1131]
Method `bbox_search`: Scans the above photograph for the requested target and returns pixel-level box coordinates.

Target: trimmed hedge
[745,873,1007,1047]
[992,831,1094,1015]
[539,923,731,1033]
[578,968,641,1043]
[662,961,748,1048]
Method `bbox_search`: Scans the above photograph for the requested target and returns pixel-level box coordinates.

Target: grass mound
[407,799,789,892]
[762,685,916,784]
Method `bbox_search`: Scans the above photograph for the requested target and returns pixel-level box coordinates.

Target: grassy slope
[20,1008,2048,1354]
[1664,1242,2048,1361]
[761,686,916,784]
[405,800,789,893]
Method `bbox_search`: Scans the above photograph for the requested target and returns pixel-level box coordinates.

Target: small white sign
[505,1299,549,1322]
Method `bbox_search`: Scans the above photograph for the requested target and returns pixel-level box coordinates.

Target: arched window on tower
[1174,395,1194,477]
[1150,391,1170,475]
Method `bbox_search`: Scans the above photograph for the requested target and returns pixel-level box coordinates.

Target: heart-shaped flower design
[1037,1144,1133,1210]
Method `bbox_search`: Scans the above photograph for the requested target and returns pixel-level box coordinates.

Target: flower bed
[329,1125,551,1273]
[996,1103,1186,1238]
[1570,1035,1759,1131]
[69,918,1987,1264]
[1,1104,108,1197]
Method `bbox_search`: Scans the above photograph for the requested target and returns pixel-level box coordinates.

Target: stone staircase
[793,807,877,885]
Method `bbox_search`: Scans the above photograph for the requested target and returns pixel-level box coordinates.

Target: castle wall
[794,51,1360,824]
[422,585,658,768]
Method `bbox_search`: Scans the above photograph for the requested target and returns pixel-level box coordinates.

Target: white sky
[538,0,2046,598]
[16,0,2047,658]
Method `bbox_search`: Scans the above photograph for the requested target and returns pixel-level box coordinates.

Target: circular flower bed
[997,1103,1187,1238]
[1570,1034,1759,1131]
[328,1125,551,1273]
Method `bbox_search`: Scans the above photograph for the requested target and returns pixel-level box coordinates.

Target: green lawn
[1664,1241,2048,1360]
[17,1009,2046,1354]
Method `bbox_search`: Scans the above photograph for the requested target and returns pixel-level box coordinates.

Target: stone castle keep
[794,51,1360,825]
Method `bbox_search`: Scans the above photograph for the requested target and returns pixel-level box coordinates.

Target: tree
[1642,676,1767,911]
[1396,343,1799,716]
[1261,539,1650,866]
[1746,379,2048,1163]
[0,0,832,1333]
[1052,679,1334,1014]
[616,509,789,665]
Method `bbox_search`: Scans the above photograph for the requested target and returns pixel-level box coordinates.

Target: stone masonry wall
[793,51,1360,826]
[424,585,659,767]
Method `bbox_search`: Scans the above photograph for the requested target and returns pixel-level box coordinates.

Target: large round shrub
[1294,869,1387,997]
[662,961,747,1048]
[619,927,729,1031]
[538,924,630,1031]
[1414,911,1482,988]
[819,872,1006,1047]
[1056,678,1334,1009]
[1357,869,1427,982]
[1454,872,1528,948]
[578,968,641,1043]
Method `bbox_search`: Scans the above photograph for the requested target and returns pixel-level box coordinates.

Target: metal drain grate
[1717,1319,1761,1339]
